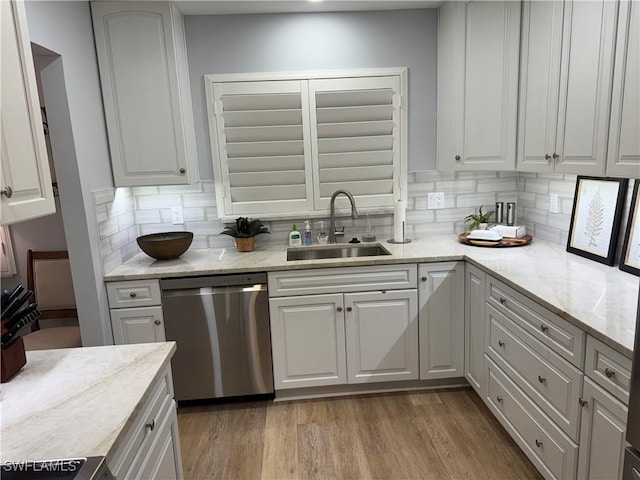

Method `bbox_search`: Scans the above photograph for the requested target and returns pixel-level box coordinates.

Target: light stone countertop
[0,342,176,462]
[104,235,639,357]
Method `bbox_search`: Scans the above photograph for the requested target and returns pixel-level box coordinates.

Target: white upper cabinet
[1,0,56,225]
[518,0,618,175]
[437,1,520,171]
[91,1,198,187]
[607,0,640,178]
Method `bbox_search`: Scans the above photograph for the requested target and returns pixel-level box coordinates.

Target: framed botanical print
[620,180,639,276]
[567,176,628,266]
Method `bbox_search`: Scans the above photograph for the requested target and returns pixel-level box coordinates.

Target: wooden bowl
[136,232,193,260]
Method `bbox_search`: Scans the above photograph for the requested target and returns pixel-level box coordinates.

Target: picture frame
[567,176,628,266]
[620,180,639,276]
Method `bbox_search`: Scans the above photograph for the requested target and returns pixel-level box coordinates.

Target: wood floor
[177,387,542,480]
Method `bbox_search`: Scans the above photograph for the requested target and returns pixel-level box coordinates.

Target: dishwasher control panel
[160,273,267,291]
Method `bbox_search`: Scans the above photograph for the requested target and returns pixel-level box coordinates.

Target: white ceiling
[176,1,442,15]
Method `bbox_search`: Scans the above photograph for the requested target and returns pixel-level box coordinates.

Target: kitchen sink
[286,243,392,261]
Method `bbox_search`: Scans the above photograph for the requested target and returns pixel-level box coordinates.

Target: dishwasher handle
[161,273,267,291]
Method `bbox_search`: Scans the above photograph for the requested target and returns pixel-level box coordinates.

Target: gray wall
[25,1,115,345]
[184,9,438,177]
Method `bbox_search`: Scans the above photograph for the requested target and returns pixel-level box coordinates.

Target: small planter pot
[235,237,256,252]
[478,223,489,230]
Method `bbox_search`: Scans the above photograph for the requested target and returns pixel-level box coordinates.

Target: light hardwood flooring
[177,387,542,480]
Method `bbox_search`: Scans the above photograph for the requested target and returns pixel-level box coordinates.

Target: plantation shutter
[308,76,401,210]
[210,80,314,217]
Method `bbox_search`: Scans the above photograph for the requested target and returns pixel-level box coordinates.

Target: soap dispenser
[303,220,313,246]
[289,224,302,246]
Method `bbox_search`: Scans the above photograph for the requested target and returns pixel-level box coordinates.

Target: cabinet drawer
[585,335,632,405]
[487,276,585,367]
[109,369,173,478]
[268,264,417,297]
[107,279,161,308]
[486,305,583,441]
[486,356,578,480]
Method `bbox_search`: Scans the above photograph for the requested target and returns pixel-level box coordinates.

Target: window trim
[205,67,408,221]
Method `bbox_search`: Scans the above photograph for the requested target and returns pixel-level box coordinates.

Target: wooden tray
[458,233,532,248]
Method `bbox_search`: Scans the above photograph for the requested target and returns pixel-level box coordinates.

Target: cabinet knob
[421,276,427,282]
[537,375,546,384]
[540,323,549,333]
[154,320,161,326]
[1,186,13,198]
[535,439,543,448]
[179,168,186,174]
[544,153,551,161]
[145,419,155,431]
[499,297,507,305]
[337,307,343,312]
[129,292,137,298]
[604,368,616,378]
[346,307,352,312]
[498,340,505,348]
[552,153,560,163]
[496,395,503,403]
[578,397,588,407]
[455,155,461,162]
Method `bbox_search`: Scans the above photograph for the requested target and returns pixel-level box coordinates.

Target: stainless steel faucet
[329,189,359,243]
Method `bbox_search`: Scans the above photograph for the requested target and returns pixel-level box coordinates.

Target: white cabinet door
[517,1,564,172]
[0,226,17,277]
[344,290,418,384]
[607,0,640,178]
[418,262,464,380]
[0,0,56,224]
[269,294,346,389]
[111,306,166,344]
[577,377,628,480]
[138,401,183,480]
[91,2,198,187]
[437,1,520,171]
[464,263,486,396]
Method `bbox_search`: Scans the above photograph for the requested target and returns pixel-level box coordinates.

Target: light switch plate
[171,207,184,225]
[428,192,445,209]
[549,194,559,214]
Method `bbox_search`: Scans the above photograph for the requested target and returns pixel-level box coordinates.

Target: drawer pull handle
[578,398,588,407]
[499,297,507,305]
[154,320,161,326]
[145,419,155,431]
[337,307,343,312]
[129,292,137,298]
[537,375,546,384]
[498,340,505,348]
[604,368,616,378]
[540,324,549,333]
[496,395,503,403]
[535,439,543,448]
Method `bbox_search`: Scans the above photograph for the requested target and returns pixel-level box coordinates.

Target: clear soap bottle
[303,220,313,246]
[317,221,328,244]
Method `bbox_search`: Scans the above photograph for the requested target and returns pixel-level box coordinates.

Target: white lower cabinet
[269,294,347,389]
[109,368,183,479]
[268,265,418,391]
[464,263,486,397]
[418,262,464,380]
[107,279,166,345]
[345,290,418,384]
[486,356,578,480]
[111,306,166,344]
[577,376,628,480]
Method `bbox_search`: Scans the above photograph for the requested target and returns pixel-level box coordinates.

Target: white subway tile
[435,207,472,223]
[535,224,564,245]
[524,178,549,194]
[137,194,181,209]
[117,212,135,231]
[414,222,456,236]
[158,184,203,194]
[435,179,477,193]
[93,188,115,205]
[103,250,123,275]
[183,192,216,208]
[135,210,163,224]
[549,179,577,197]
[407,209,435,224]
[408,181,436,195]
[415,171,455,182]
[132,186,159,195]
[455,192,496,208]
[457,171,499,179]
[522,206,549,225]
[99,218,118,239]
[477,177,517,193]
[547,212,571,231]
[110,230,131,251]
[201,181,215,193]
[95,204,108,223]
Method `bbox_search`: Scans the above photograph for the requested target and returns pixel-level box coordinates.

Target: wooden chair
[22,250,82,350]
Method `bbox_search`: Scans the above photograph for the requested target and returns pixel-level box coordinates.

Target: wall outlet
[549,194,559,214]
[171,206,184,225]
[427,192,445,209]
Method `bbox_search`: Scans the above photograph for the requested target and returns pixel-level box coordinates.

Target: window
[205,69,407,220]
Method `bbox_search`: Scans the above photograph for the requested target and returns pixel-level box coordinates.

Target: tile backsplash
[93,172,634,274]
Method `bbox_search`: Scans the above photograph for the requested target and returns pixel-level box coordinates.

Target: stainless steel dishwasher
[160,273,273,401]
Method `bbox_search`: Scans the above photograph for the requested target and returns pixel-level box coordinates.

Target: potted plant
[220,217,270,252]
[464,206,495,232]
